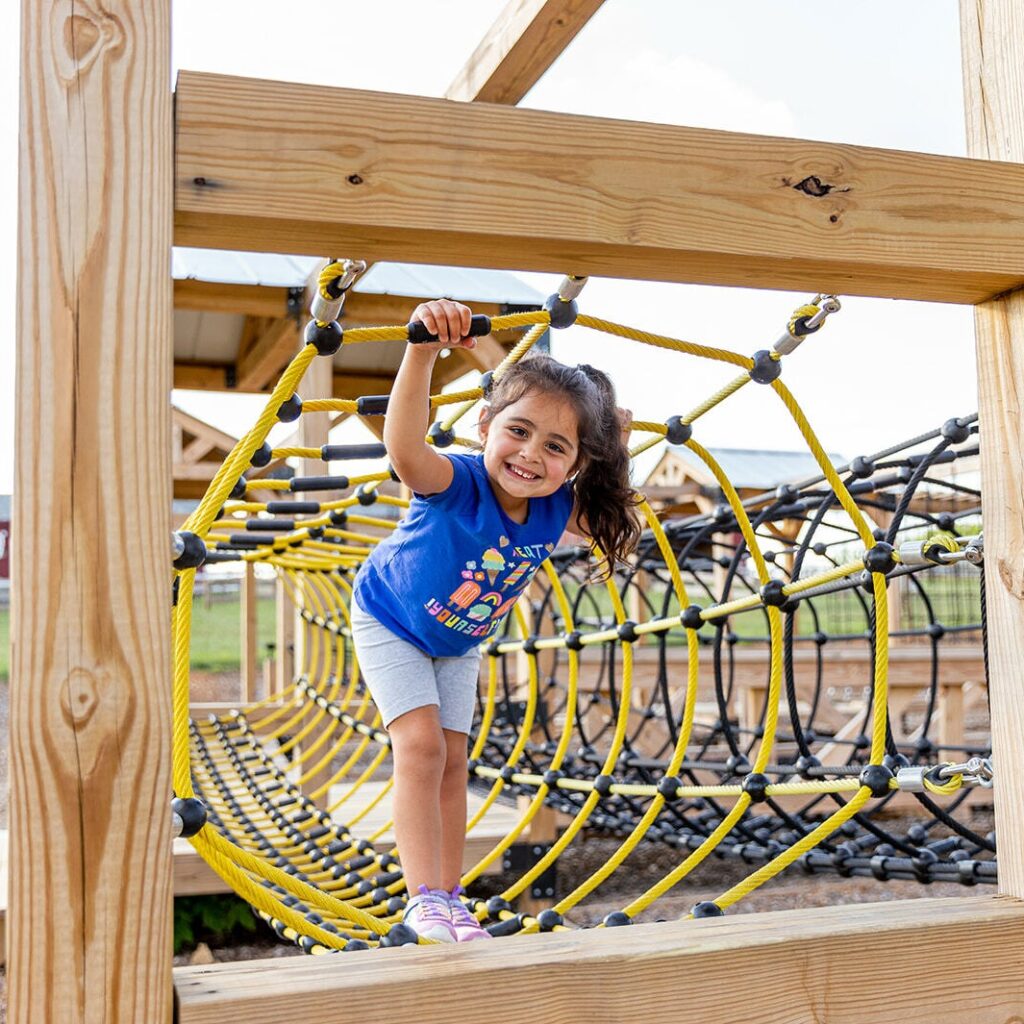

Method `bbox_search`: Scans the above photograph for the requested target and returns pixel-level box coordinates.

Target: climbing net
[171,265,993,952]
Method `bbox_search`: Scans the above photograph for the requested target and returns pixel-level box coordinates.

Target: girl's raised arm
[384,299,476,496]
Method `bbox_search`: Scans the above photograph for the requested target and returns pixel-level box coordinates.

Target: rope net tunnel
[171,267,993,952]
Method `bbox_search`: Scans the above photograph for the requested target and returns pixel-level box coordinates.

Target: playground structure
[10,2,1024,1022]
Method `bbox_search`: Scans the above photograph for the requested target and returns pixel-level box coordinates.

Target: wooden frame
[11,1,1024,1021]
[174,72,1024,304]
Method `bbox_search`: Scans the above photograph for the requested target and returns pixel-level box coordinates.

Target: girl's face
[478,390,580,519]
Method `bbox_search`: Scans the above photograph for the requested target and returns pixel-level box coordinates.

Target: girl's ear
[477,404,492,443]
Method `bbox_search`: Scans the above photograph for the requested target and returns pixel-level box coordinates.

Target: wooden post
[274,577,294,696]
[960,0,1024,898]
[11,1,173,1021]
[241,562,259,703]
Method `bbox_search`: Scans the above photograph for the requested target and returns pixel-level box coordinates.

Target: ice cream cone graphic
[482,547,505,585]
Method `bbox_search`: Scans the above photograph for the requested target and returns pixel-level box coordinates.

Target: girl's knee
[391,715,446,775]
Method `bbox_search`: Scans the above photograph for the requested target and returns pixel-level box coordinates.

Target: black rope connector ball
[487,895,512,916]
[173,530,207,570]
[428,421,456,449]
[172,796,208,838]
[859,764,895,798]
[657,775,682,800]
[681,605,704,630]
[542,769,563,788]
[759,579,788,607]
[543,293,578,329]
[380,923,419,947]
[343,939,370,952]
[665,416,693,445]
[500,765,516,783]
[741,772,770,803]
[691,901,724,918]
[305,318,344,356]
[864,541,895,575]
[250,441,273,468]
[941,417,971,443]
[593,774,615,797]
[849,455,875,479]
[748,349,782,384]
[329,509,348,526]
[356,484,377,506]
[603,911,632,927]
[230,476,248,500]
[522,635,539,655]
[563,630,584,652]
[794,754,821,778]
[277,394,303,422]
[617,620,638,643]
[725,753,751,777]
[479,369,494,396]
[536,909,563,932]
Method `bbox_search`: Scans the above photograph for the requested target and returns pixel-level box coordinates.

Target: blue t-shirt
[354,453,574,657]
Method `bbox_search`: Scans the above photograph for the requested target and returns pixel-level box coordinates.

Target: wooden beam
[235,315,301,392]
[175,72,1024,304]
[446,0,605,105]
[175,898,1024,1024]
[175,361,394,400]
[173,406,239,464]
[174,278,295,318]
[961,0,1024,898]
[12,1,174,1021]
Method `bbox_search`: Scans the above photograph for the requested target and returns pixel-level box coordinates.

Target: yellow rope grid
[172,294,968,949]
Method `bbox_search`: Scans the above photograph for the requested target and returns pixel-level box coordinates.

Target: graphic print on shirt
[424,535,556,639]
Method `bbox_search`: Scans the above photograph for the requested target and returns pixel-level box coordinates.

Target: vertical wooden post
[241,562,259,703]
[961,0,1024,898]
[11,1,173,1021]
[274,576,295,696]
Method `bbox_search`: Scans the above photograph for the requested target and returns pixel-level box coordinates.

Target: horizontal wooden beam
[446,0,606,105]
[174,897,1024,1023]
[174,361,394,400]
[174,278,296,317]
[175,72,1024,304]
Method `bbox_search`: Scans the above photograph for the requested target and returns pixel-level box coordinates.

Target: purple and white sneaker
[402,885,457,943]
[447,885,494,941]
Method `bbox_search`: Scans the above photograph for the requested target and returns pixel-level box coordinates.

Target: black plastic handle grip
[407,313,492,344]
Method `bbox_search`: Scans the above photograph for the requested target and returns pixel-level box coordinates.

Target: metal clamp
[939,757,994,788]
[310,258,368,322]
[896,757,994,793]
[773,295,841,355]
[557,274,589,302]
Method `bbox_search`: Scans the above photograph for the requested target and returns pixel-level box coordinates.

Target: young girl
[351,299,640,942]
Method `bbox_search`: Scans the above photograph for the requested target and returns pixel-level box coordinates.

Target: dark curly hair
[480,354,642,574]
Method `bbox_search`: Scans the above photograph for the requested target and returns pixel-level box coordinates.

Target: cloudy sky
[0,1,974,491]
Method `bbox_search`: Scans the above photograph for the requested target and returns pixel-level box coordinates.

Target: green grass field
[0,567,981,684]
[0,596,278,682]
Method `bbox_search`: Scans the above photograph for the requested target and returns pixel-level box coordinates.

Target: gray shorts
[350,599,483,734]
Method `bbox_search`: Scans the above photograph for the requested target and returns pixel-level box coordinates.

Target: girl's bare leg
[439,728,469,890]
[387,706,446,893]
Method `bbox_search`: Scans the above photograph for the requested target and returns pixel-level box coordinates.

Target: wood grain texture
[175,897,1024,1024]
[174,72,1024,303]
[235,316,301,391]
[12,2,173,1022]
[445,0,606,104]
[961,0,1024,898]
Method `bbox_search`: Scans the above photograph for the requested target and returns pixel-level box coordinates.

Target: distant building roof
[656,446,847,491]
[172,247,544,305]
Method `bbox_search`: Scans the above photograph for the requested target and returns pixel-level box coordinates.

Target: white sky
[0,1,976,493]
